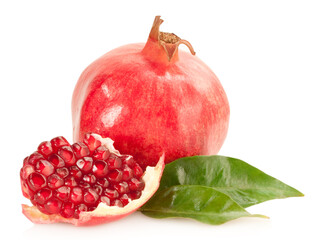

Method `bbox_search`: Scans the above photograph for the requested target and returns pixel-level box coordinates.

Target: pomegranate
[20,133,164,226]
[72,16,230,169]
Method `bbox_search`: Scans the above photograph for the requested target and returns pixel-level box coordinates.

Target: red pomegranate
[72,16,230,169]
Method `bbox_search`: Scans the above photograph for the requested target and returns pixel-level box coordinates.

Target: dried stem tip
[148,16,195,61]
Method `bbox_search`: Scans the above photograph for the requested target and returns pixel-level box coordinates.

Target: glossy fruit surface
[21,133,165,226]
[72,16,230,169]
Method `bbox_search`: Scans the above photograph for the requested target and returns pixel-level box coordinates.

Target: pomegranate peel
[21,134,165,226]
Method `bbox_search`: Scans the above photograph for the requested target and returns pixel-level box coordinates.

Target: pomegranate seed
[35,160,55,176]
[93,185,103,195]
[20,168,24,179]
[79,182,91,188]
[74,204,88,218]
[20,165,35,180]
[122,155,135,167]
[111,199,123,207]
[48,154,65,168]
[128,178,145,191]
[96,178,109,188]
[92,160,108,178]
[107,169,123,182]
[61,202,75,218]
[47,174,64,189]
[30,197,37,207]
[20,134,147,219]
[56,167,69,178]
[70,187,83,203]
[27,172,46,191]
[36,203,49,214]
[84,188,99,205]
[55,186,70,201]
[76,157,93,173]
[104,189,119,199]
[44,197,62,214]
[58,146,76,166]
[89,206,97,211]
[69,166,83,179]
[28,152,45,165]
[37,141,53,156]
[92,146,110,161]
[34,188,52,204]
[23,157,29,166]
[119,194,130,206]
[107,155,122,170]
[122,165,134,181]
[72,142,90,159]
[133,164,144,178]
[64,176,77,187]
[114,182,129,194]
[83,133,101,152]
[50,136,69,151]
[100,196,111,205]
[128,191,142,200]
[83,174,96,184]
[21,182,34,198]
[77,204,88,212]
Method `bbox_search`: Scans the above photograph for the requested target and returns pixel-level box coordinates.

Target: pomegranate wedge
[20,133,165,226]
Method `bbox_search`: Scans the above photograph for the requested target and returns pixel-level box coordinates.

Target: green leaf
[140,185,266,225]
[157,155,303,207]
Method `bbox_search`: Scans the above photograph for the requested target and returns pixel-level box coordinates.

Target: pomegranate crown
[143,16,195,62]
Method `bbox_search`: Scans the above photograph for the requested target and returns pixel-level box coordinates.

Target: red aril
[21,133,164,226]
[72,16,230,169]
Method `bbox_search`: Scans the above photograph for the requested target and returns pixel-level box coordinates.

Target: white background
[0,0,318,239]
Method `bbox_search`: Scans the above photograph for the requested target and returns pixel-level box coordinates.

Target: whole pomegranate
[72,16,230,169]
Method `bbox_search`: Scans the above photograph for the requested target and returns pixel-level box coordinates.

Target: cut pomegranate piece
[21,133,164,226]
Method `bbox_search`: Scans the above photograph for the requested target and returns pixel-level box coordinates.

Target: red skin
[72,17,230,169]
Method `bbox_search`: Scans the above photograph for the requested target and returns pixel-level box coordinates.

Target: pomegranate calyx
[143,16,195,62]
